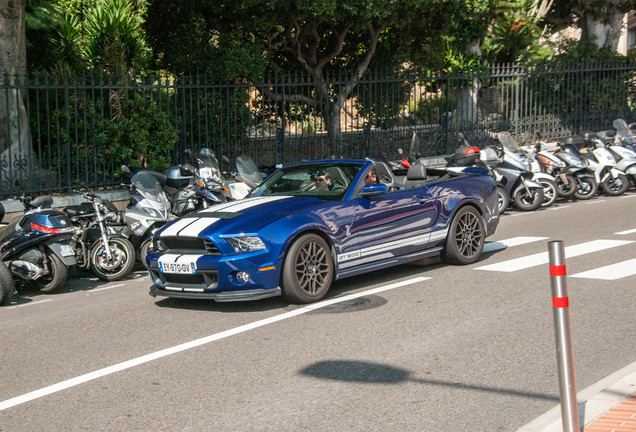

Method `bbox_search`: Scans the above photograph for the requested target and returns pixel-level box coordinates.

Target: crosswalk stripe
[475,239,634,273]
[482,236,549,253]
[615,228,636,235]
[570,258,636,280]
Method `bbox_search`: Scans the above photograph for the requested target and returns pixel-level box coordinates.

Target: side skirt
[335,246,443,280]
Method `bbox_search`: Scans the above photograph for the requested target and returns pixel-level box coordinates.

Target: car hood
[157,195,326,238]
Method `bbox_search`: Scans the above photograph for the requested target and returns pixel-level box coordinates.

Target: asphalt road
[1,192,635,431]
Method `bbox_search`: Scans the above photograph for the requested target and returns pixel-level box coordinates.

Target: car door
[344,185,439,269]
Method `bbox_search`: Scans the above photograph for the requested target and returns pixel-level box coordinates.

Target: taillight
[31,223,61,234]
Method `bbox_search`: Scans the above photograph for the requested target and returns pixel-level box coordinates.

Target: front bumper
[149,284,281,302]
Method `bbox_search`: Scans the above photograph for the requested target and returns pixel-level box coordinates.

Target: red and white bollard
[548,240,580,432]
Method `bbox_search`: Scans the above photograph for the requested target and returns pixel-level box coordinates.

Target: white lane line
[90,284,126,292]
[475,239,634,273]
[586,200,606,205]
[548,205,571,211]
[620,194,636,199]
[482,236,549,253]
[0,276,430,411]
[571,258,636,280]
[615,228,636,235]
[4,299,54,310]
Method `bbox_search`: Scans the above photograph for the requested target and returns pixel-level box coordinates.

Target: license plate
[58,244,75,257]
[159,261,196,274]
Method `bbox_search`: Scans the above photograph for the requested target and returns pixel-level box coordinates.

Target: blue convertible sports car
[147,158,499,304]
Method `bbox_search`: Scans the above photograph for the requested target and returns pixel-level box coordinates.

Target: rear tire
[36,251,68,293]
[601,174,629,196]
[0,261,15,305]
[442,206,485,265]
[281,234,333,304]
[573,177,598,200]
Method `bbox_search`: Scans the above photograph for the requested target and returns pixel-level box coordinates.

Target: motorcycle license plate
[159,260,196,274]
[58,244,75,257]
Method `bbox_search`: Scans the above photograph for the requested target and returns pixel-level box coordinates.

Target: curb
[517,361,636,431]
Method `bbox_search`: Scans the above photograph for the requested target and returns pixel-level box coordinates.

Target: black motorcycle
[0,196,77,304]
[63,191,136,281]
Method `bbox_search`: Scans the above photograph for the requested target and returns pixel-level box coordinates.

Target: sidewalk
[518,362,636,432]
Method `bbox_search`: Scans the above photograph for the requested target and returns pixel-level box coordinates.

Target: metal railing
[1,60,635,198]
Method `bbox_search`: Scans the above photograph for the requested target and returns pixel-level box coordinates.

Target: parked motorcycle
[170,148,229,216]
[121,166,173,268]
[581,132,630,196]
[553,136,598,200]
[63,191,136,281]
[529,140,577,199]
[0,195,76,299]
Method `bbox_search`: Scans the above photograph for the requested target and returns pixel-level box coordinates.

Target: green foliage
[410,93,458,124]
[104,95,178,171]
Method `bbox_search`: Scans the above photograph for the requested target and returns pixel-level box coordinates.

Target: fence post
[548,240,580,432]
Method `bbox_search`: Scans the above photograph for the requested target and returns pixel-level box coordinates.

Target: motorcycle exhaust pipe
[8,260,44,281]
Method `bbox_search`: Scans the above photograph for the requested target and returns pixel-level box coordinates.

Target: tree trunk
[0,0,38,192]
[455,39,482,133]
[581,0,625,50]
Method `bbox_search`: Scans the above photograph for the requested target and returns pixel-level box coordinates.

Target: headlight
[226,236,266,252]
[142,207,163,218]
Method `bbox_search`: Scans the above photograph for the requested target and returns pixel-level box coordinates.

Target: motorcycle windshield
[197,148,224,184]
[613,118,636,147]
[131,171,164,202]
[236,156,263,188]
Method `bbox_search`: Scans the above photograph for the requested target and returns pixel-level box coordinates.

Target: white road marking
[548,205,571,211]
[615,228,636,235]
[570,258,636,280]
[4,299,53,310]
[91,284,126,292]
[482,236,549,253]
[620,194,636,199]
[0,276,430,411]
[586,200,606,205]
[475,239,634,273]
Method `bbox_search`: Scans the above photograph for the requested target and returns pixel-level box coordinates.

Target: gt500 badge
[337,250,360,262]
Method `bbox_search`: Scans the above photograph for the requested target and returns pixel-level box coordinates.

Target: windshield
[131,171,164,201]
[613,118,636,146]
[248,162,364,201]
[195,148,223,183]
[497,132,523,152]
[236,156,263,188]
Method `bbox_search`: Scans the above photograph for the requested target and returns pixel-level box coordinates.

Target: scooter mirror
[121,165,131,176]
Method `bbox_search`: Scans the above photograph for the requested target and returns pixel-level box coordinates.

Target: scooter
[0,195,76,300]
[223,156,264,200]
[580,132,630,196]
[522,143,559,207]
[530,141,577,199]
[121,166,174,268]
[553,136,598,200]
[492,132,545,211]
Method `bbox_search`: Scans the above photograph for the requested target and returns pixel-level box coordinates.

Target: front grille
[158,236,221,255]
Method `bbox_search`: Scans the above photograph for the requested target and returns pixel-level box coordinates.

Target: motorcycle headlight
[142,207,163,218]
[226,236,266,252]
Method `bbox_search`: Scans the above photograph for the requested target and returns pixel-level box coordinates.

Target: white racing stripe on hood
[161,196,292,238]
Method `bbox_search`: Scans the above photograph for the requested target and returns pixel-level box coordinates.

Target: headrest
[406,164,427,181]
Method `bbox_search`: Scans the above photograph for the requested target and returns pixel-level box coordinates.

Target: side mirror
[184,148,192,158]
[360,183,389,197]
[180,163,196,176]
[121,165,131,176]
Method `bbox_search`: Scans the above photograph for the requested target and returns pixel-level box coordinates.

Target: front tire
[556,174,577,197]
[442,206,485,265]
[513,187,544,211]
[281,234,333,304]
[0,261,15,305]
[601,174,629,196]
[90,237,136,281]
[538,179,557,207]
[573,176,598,200]
[36,251,68,293]
[497,187,510,214]
[138,238,151,270]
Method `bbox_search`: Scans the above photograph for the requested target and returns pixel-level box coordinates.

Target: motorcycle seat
[64,203,94,216]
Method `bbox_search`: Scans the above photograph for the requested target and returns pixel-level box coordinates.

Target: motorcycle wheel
[601,174,630,196]
[36,251,68,293]
[90,237,136,281]
[138,238,151,270]
[538,179,558,207]
[573,177,598,200]
[0,260,15,306]
[555,174,577,197]
[497,187,510,214]
[513,187,544,211]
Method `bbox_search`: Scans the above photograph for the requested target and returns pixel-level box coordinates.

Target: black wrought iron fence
[1,60,635,198]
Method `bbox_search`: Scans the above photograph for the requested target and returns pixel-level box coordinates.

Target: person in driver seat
[364,168,377,186]
[313,170,332,191]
